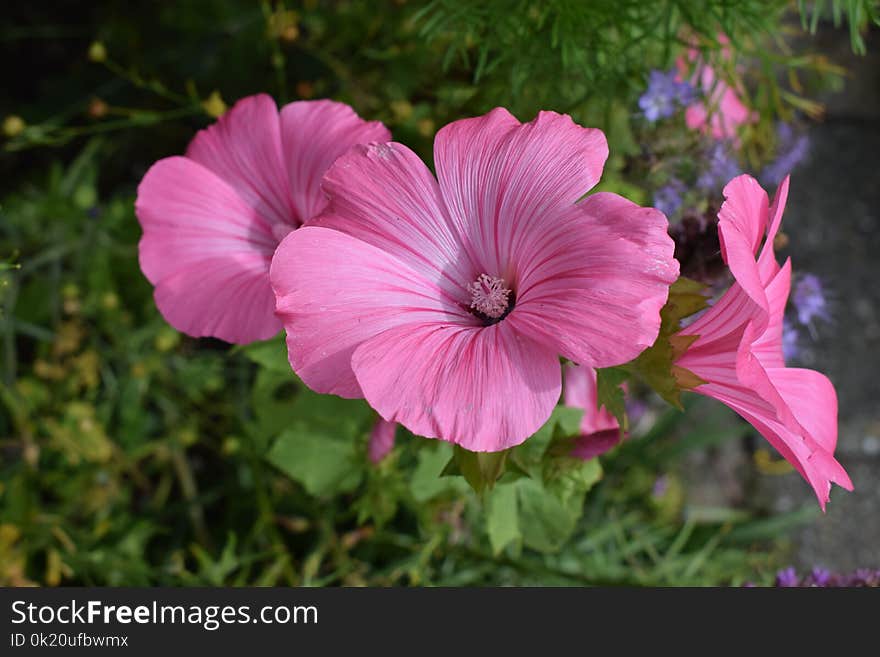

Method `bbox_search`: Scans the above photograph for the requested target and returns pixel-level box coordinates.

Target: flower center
[468,274,514,323]
[271,222,296,243]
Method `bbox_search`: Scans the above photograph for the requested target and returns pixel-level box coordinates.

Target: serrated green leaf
[515,456,603,553]
[626,277,709,409]
[595,366,629,432]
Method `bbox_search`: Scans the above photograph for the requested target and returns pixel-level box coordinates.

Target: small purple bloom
[651,475,669,499]
[775,567,799,587]
[697,142,740,191]
[639,69,696,122]
[808,567,831,587]
[848,569,880,587]
[653,178,686,217]
[793,274,830,326]
[781,319,799,361]
[762,122,810,185]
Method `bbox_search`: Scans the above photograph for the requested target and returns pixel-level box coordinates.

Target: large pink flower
[675,174,852,509]
[678,39,756,141]
[563,364,621,461]
[271,108,679,451]
[135,94,390,344]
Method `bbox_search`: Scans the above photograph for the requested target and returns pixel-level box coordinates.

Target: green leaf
[595,366,629,432]
[515,456,603,553]
[626,277,709,409]
[265,388,373,497]
[237,334,290,373]
[486,483,520,555]
[410,442,468,502]
[450,445,508,494]
[267,426,363,497]
[511,405,583,477]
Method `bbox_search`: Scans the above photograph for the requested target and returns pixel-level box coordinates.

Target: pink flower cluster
[135,93,850,508]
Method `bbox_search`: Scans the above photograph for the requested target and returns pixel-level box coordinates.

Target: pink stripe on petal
[280,99,391,224]
[186,94,295,229]
[512,195,678,367]
[434,108,609,276]
[270,226,472,399]
[316,141,474,293]
[351,321,561,452]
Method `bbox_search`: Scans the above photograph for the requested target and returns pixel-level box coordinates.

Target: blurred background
[1,1,877,586]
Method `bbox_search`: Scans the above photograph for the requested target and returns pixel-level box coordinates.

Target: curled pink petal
[676,175,850,509]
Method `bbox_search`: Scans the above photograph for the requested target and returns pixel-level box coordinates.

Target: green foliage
[0,0,855,587]
[595,367,630,433]
[798,0,880,54]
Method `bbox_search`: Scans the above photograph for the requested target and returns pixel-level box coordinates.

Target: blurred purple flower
[651,475,669,499]
[775,567,799,587]
[653,178,686,217]
[639,69,696,122]
[807,567,831,587]
[762,122,810,186]
[697,142,740,191]
[781,319,799,361]
[848,569,880,587]
[793,274,830,326]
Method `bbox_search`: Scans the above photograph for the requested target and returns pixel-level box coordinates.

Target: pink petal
[570,430,622,461]
[136,156,280,343]
[186,94,295,229]
[563,364,619,437]
[750,258,791,370]
[433,108,609,276]
[757,175,790,280]
[368,418,397,464]
[270,226,472,398]
[510,194,678,367]
[315,141,474,291]
[351,321,562,452]
[717,175,771,321]
[280,99,391,224]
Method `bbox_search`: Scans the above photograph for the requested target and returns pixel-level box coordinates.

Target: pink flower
[563,364,621,461]
[675,174,852,509]
[678,39,756,142]
[368,418,397,464]
[135,94,390,344]
[271,108,679,451]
